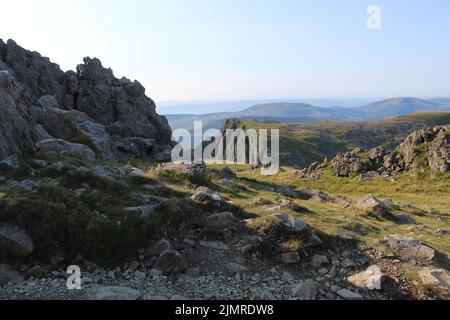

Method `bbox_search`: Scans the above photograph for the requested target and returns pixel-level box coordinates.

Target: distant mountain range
[166,97,450,134]
[157,98,379,115]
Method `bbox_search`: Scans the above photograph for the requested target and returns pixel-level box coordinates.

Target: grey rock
[395,213,417,224]
[387,235,435,261]
[199,240,230,251]
[153,249,187,274]
[0,224,34,258]
[281,252,301,264]
[86,286,142,300]
[336,288,363,300]
[0,264,25,286]
[36,139,96,161]
[145,239,172,258]
[226,263,249,274]
[272,213,308,233]
[347,265,387,290]
[311,255,329,268]
[257,289,276,300]
[292,280,320,300]
[0,154,20,169]
[356,195,392,218]
[276,185,298,198]
[418,268,450,296]
[0,70,36,159]
[281,271,295,282]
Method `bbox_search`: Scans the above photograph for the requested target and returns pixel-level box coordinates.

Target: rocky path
[2,231,447,301]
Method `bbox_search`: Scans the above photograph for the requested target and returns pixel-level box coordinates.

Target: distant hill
[429,98,450,106]
[166,97,450,134]
[167,102,348,140]
[223,112,450,168]
[353,97,450,119]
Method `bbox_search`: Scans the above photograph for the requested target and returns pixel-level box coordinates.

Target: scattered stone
[281,252,301,264]
[311,255,329,268]
[257,289,276,300]
[86,286,142,300]
[272,213,308,233]
[206,212,238,233]
[347,265,387,290]
[337,289,363,300]
[418,268,450,297]
[292,280,320,300]
[281,271,295,282]
[276,185,298,198]
[153,249,187,274]
[226,263,249,274]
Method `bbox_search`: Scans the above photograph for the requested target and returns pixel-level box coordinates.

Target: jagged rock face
[0,69,36,158]
[0,39,172,161]
[76,57,172,145]
[0,40,73,108]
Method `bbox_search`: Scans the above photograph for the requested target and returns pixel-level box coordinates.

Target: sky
[1,0,450,103]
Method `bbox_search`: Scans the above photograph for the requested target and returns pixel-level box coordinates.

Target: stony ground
[0,225,446,301]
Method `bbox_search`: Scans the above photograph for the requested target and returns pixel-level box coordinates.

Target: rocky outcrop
[0,39,172,162]
[301,126,449,178]
[0,70,36,159]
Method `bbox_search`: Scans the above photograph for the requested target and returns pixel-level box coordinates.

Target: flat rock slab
[337,289,363,300]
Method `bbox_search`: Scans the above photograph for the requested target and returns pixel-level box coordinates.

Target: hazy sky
[1,0,450,102]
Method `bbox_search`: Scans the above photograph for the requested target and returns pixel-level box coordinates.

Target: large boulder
[387,235,435,261]
[153,249,187,274]
[36,139,96,161]
[32,102,117,160]
[356,195,393,218]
